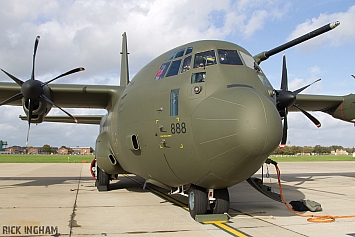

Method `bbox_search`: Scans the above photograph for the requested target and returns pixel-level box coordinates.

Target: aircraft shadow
[0,176,93,189]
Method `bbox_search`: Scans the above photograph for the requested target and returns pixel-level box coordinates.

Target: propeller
[276,54,321,148]
[0,36,84,146]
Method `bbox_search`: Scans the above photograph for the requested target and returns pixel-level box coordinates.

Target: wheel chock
[195,213,229,223]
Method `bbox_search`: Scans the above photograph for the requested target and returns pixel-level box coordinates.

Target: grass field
[0,154,94,163]
[0,154,354,163]
[271,155,355,162]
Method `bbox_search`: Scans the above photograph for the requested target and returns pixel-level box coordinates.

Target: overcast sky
[1,0,355,148]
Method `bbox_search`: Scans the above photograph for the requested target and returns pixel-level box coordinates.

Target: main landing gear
[188,184,230,219]
[96,166,110,191]
[90,158,110,191]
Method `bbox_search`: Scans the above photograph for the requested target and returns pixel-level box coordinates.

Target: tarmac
[0,161,355,237]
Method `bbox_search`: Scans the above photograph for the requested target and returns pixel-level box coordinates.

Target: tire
[96,166,110,191]
[188,185,208,219]
[211,188,230,214]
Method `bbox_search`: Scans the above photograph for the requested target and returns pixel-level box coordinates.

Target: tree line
[272,145,354,156]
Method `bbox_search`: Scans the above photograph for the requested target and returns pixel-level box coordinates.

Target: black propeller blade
[276,54,321,148]
[0,36,85,146]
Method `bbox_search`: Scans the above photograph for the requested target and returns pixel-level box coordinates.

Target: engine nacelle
[327,94,355,123]
[22,86,52,123]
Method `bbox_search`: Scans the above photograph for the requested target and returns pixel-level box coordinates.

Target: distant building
[27,147,39,154]
[331,149,348,155]
[58,147,69,155]
[5,146,25,154]
[71,147,92,155]
[4,145,91,155]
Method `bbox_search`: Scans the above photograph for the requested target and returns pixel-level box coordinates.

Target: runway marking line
[123,174,249,237]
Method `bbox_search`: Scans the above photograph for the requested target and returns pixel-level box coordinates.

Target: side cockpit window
[193,50,216,68]
[170,89,179,116]
[154,62,170,80]
[218,49,243,65]
[239,51,273,89]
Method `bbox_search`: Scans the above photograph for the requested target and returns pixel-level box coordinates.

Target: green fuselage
[97,40,282,189]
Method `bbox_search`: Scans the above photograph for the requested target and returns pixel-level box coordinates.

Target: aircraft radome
[1,21,354,219]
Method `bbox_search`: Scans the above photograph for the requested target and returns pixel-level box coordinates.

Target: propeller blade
[293,104,321,127]
[26,99,34,147]
[280,53,288,90]
[40,94,78,123]
[1,68,24,86]
[293,79,321,95]
[31,36,40,81]
[0,92,23,106]
[27,99,33,125]
[280,108,288,148]
[26,124,31,147]
[42,67,85,86]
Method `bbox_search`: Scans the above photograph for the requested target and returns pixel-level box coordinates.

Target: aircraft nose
[192,87,282,187]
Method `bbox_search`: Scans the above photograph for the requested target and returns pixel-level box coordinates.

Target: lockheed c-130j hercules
[0,21,353,219]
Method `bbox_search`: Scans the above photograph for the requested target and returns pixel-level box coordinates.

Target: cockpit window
[193,50,216,68]
[154,62,170,80]
[175,48,185,58]
[218,49,243,65]
[185,47,193,55]
[239,51,274,89]
[181,56,191,73]
[166,59,182,77]
[191,72,206,83]
[165,51,176,61]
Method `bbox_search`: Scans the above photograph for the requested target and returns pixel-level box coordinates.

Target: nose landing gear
[188,184,230,219]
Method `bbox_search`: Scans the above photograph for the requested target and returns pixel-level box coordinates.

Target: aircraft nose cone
[192,87,282,187]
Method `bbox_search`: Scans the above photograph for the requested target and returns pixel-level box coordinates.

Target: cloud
[2,0,353,149]
[287,5,355,51]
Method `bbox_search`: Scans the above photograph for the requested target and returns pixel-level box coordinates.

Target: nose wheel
[210,188,230,214]
[188,185,208,219]
[188,185,230,219]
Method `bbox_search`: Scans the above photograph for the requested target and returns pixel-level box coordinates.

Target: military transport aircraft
[0,21,353,219]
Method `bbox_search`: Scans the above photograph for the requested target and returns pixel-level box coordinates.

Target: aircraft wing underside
[19,115,104,124]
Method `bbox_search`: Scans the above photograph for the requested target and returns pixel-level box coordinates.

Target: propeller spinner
[276,54,321,148]
[0,36,84,146]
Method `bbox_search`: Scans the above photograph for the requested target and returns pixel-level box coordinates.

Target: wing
[19,115,104,124]
[0,82,122,124]
[292,93,355,123]
[0,82,120,108]
[291,94,343,111]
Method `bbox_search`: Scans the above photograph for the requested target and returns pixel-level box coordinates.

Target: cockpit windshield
[193,50,216,68]
[217,49,243,65]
